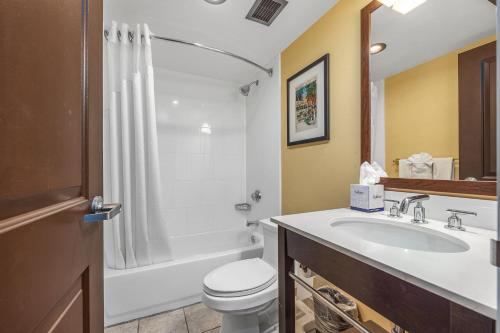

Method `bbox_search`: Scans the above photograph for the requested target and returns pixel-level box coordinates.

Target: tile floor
[104,299,318,333]
[104,303,222,333]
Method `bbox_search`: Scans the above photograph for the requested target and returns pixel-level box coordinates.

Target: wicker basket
[313,287,359,333]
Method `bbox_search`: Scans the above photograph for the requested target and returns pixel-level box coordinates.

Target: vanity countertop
[271,208,497,320]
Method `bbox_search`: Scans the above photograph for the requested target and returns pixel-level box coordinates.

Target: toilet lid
[203,258,276,297]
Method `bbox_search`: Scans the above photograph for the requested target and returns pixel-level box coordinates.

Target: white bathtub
[104,229,263,326]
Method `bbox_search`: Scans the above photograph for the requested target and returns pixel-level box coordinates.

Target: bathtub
[104,228,263,326]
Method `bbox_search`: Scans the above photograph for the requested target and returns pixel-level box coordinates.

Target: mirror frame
[361,0,496,198]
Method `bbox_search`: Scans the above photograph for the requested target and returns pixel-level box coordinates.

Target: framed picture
[287,54,329,146]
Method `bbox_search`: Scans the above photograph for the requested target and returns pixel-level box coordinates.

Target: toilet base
[220,313,259,333]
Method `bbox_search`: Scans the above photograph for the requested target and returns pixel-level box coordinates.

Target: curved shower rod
[104,29,273,77]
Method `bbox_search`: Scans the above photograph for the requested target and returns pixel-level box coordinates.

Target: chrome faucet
[445,209,477,231]
[384,199,401,218]
[399,194,430,224]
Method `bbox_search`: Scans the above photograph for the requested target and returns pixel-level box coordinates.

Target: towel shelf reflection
[392,158,459,166]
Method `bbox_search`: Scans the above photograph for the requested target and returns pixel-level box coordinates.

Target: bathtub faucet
[246,220,259,227]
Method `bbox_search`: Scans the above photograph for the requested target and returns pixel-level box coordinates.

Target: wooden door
[0,0,103,332]
[459,41,497,181]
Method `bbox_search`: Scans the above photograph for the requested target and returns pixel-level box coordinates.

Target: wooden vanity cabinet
[278,227,496,333]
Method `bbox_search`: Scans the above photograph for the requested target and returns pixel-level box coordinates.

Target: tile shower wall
[155,68,247,237]
[245,57,281,220]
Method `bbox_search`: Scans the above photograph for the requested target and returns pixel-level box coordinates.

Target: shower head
[240,80,259,96]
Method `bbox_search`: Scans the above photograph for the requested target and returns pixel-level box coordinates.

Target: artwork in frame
[287,54,329,146]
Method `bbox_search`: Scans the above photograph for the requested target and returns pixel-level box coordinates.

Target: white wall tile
[245,58,282,220]
[156,68,246,236]
[165,208,188,237]
[187,205,214,234]
[174,154,190,180]
[200,180,225,205]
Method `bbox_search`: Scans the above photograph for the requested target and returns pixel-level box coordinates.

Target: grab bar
[289,272,373,333]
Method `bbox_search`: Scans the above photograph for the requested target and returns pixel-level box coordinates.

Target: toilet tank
[260,219,278,269]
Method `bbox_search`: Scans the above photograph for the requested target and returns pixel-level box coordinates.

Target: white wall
[155,68,247,237]
[245,57,282,220]
[371,80,385,168]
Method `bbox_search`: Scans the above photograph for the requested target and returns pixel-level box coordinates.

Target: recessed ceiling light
[379,0,426,14]
[204,0,226,4]
[172,100,179,105]
[370,43,387,55]
[378,0,397,6]
[392,0,426,14]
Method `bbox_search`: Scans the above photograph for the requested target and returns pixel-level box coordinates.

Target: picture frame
[287,54,330,146]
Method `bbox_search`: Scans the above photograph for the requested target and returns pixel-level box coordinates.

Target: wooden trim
[360,1,497,198]
[33,276,83,333]
[47,289,83,333]
[379,177,497,197]
[0,186,82,221]
[286,54,330,146]
[86,0,104,332]
[0,197,87,234]
[278,226,295,333]
[361,1,382,163]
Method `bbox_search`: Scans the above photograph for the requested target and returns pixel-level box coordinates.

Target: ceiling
[104,0,338,84]
[371,0,496,81]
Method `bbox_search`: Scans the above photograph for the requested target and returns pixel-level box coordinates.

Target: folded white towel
[399,159,412,178]
[398,153,434,179]
[409,162,434,179]
[408,152,433,164]
[408,153,433,179]
[433,157,454,180]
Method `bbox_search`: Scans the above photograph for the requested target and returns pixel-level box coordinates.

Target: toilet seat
[202,280,278,314]
[203,258,276,297]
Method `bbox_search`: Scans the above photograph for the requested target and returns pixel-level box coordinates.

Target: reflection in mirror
[370,0,497,181]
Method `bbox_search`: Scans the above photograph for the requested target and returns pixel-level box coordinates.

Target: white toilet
[202,219,278,333]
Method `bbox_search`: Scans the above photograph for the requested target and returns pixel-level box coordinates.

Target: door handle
[84,196,122,223]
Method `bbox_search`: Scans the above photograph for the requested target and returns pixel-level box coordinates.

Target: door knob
[83,196,122,223]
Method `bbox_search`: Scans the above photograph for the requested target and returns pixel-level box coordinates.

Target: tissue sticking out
[359,162,387,185]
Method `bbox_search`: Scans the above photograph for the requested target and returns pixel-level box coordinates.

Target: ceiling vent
[246,0,288,26]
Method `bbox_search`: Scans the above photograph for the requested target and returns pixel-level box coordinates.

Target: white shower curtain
[103,21,172,269]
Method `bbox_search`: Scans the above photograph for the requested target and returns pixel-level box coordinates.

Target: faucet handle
[384,199,400,218]
[445,209,477,231]
[446,209,477,216]
[384,199,400,204]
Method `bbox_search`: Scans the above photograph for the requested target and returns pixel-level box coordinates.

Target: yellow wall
[281,2,394,328]
[384,36,496,177]
[281,0,372,215]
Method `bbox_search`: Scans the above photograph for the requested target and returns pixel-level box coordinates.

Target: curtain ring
[103,30,109,41]
[117,30,122,41]
[128,31,134,43]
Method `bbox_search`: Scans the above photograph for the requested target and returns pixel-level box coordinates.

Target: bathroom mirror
[361,0,497,197]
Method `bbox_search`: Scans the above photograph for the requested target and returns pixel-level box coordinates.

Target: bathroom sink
[330,219,469,253]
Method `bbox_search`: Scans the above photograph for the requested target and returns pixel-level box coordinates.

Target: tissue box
[350,184,384,212]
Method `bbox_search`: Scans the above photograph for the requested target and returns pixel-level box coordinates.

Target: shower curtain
[103,21,172,269]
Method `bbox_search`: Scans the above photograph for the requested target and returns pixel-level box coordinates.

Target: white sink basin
[330,219,470,253]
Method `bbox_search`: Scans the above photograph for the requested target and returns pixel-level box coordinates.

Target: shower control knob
[251,190,262,202]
